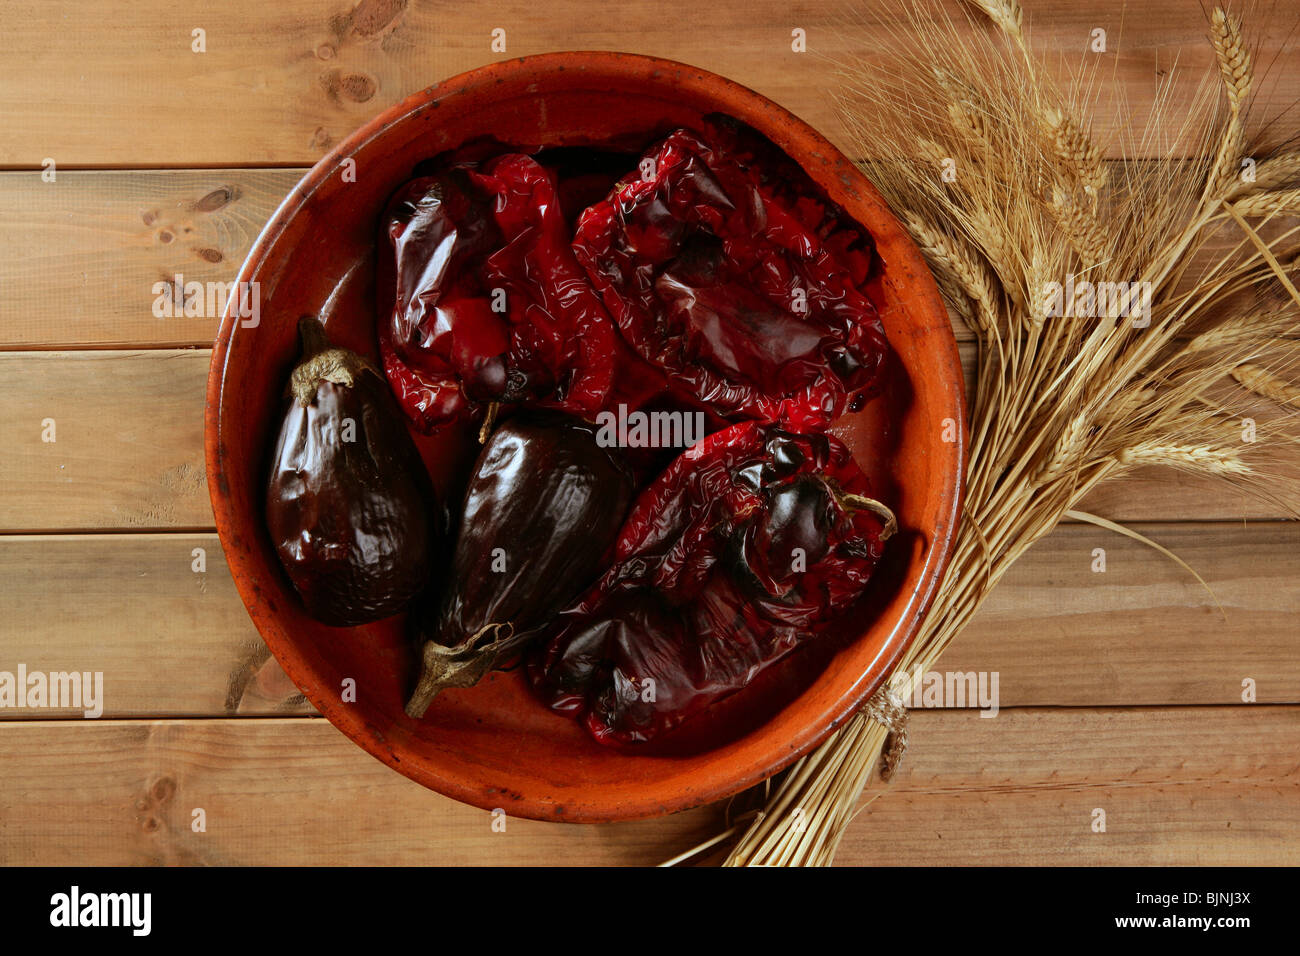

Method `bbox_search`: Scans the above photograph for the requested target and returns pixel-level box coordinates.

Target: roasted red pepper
[379,153,617,433]
[572,125,889,431]
[527,421,894,745]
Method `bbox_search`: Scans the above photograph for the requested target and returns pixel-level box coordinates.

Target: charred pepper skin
[405,411,635,717]
[266,317,438,627]
[572,123,890,431]
[378,169,502,432]
[528,422,894,746]
[378,154,617,434]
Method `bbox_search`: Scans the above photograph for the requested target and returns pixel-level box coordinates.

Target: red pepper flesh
[571,125,890,431]
[379,154,617,432]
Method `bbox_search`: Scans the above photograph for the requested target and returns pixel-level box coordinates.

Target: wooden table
[1,0,1296,866]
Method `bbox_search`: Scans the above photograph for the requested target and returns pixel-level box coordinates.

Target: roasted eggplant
[405,411,634,717]
[266,316,437,626]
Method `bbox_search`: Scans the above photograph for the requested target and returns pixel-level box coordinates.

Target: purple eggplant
[266,317,437,626]
[406,411,634,717]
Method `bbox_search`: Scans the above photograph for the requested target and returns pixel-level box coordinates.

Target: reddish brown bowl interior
[206,52,965,822]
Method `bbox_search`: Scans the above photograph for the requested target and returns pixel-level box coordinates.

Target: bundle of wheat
[671,0,1300,867]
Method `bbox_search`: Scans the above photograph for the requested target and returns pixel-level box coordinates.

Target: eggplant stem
[298,315,332,359]
[289,317,380,407]
[404,622,516,718]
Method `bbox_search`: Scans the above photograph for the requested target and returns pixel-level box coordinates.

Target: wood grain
[0,351,211,530]
[0,706,1292,865]
[0,716,723,866]
[0,171,299,348]
[943,520,1300,707]
[2,1,1296,167]
[842,706,1300,866]
[0,524,1295,719]
[0,534,304,719]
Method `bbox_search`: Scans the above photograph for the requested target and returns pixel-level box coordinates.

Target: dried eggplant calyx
[405,622,514,715]
[266,316,438,627]
[405,411,634,717]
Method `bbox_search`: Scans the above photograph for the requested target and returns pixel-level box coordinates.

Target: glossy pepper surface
[571,124,890,431]
[266,317,437,626]
[379,153,617,433]
[406,411,635,717]
[528,421,894,745]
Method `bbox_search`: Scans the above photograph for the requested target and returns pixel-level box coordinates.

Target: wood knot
[340,72,377,102]
[348,0,408,39]
[321,68,377,104]
[192,185,239,213]
[150,775,177,805]
[136,775,176,834]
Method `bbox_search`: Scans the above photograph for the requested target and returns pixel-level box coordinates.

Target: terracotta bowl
[206,52,965,822]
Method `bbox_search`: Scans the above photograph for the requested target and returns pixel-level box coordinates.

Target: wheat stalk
[667,0,1300,868]
[1231,363,1300,406]
[1207,9,1252,198]
[904,212,1000,334]
[1211,8,1252,113]
[1117,442,1250,475]
[1043,106,1108,198]
[1227,150,1300,198]
[1228,188,1300,217]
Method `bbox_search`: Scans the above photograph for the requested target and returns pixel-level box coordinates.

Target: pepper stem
[404,622,517,718]
[839,492,898,541]
[478,402,501,444]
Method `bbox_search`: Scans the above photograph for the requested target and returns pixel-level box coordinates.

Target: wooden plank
[1,1,1295,167]
[0,351,212,530]
[0,716,722,866]
[941,520,1300,707]
[6,162,1297,350]
[0,706,1291,865]
[1077,467,1296,525]
[0,170,300,348]
[0,533,305,719]
[1,349,1292,529]
[839,706,1300,866]
[0,524,1296,719]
